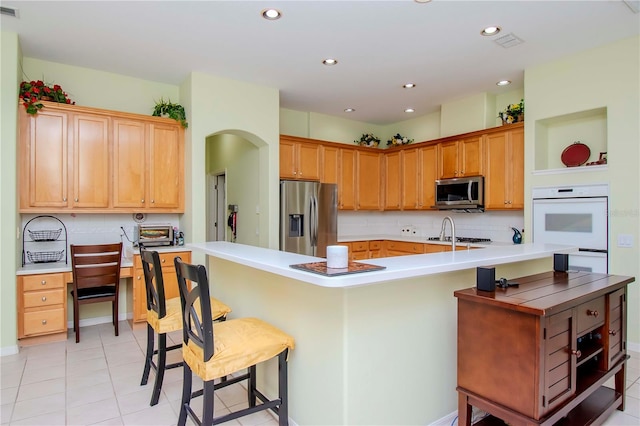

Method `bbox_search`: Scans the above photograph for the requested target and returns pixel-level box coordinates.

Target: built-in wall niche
[534,107,607,172]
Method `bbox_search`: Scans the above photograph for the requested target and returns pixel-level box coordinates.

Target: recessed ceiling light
[496,80,511,86]
[344,108,355,113]
[322,58,338,66]
[414,0,432,3]
[405,108,415,113]
[403,83,416,89]
[481,26,501,36]
[261,8,282,20]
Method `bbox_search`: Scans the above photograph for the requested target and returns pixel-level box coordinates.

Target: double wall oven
[532,184,608,273]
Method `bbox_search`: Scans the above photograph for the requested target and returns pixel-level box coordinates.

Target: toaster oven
[134,224,174,247]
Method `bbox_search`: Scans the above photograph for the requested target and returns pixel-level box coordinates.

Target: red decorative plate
[561,142,591,167]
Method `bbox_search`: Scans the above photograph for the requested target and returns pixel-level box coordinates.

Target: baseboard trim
[67,312,133,329]
[429,410,457,425]
[0,345,19,357]
[628,341,640,353]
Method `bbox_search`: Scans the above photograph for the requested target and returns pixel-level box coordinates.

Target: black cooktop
[427,236,492,243]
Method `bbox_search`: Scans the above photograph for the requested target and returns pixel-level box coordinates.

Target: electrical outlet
[617,234,634,248]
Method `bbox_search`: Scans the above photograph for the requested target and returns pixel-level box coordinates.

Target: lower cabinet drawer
[23,289,64,308]
[576,296,605,335]
[23,308,66,336]
[22,273,64,291]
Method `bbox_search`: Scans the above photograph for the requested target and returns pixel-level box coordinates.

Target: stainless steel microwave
[435,176,484,211]
[134,224,174,247]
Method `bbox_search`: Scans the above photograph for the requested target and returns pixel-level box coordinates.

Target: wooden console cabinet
[455,271,634,426]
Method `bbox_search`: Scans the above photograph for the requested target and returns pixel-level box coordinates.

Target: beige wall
[0,32,20,355]
[524,35,640,345]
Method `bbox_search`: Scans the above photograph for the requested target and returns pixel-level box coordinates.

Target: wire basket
[26,250,65,263]
[28,228,62,242]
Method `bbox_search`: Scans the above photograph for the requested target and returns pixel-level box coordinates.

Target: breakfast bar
[189,241,577,425]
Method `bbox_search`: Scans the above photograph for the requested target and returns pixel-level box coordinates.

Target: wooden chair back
[70,242,122,296]
[140,248,167,318]
[174,256,215,361]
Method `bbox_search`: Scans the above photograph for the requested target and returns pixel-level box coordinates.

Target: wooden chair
[174,257,295,426]
[70,242,123,343]
[139,248,232,406]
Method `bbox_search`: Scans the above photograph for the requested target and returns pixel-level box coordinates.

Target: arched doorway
[205,131,267,247]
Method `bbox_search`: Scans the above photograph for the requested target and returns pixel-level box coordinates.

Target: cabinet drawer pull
[63,197,67,202]
[75,198,79,202]
[571,349,582,358]
[587,309,599,318]
[42,319,47,325]
[151,200,155,203]
[41,296,47,302]
[609,329,617,336]
[137,276,141,280]
[141,199,145,203]
[161,259,166,263]
[41,280,46,285]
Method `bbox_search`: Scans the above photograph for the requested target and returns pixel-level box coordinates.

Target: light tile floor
[1,322,639,425]
[0,321,279,426]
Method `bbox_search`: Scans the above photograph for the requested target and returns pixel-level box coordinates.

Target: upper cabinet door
[321,145,339,184]
[401,148,419,210]
[438,141,459,179]
[357,151,382,210]
[418,144,438,209]
[384,151,401,210]
[112,118,146,209]
[148,123,183,210]
[279,137,320,180]
[338,148,356,210]
[459,135,484,177]
[71,114,110,208]
[20,109,69,209]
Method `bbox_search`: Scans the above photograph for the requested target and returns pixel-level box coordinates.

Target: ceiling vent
[0,6,19,18]
[494,33,524,49]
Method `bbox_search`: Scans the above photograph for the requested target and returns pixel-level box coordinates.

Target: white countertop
[188,241,577,288]
[17,246,192,275]
[338,234,514,247]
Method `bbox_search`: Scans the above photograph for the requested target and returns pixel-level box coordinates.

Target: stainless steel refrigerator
[280,180,337,257]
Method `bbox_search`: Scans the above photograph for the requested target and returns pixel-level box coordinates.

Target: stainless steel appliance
[435,176,484,211]
[532,184,608,273]
[280,180,337,257]
[134,224,174,247]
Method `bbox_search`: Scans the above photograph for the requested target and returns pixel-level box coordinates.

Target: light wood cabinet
[438,136,484,179]
[349,241,369,260]
[279,136,320,180]
[320,145,340,184]
[19,102,185,213]
[484,126,524,210]
[418,145,438,209]
[339,148,356,210]
[368,240,383,258]
[19,109,110,210]
[384,151,401,210]
[455,271,633,426]
[132,250,191,323]
[71,114,110,208]
[17,273,67,338]
[384,240,425,257]
[356,151,382,210]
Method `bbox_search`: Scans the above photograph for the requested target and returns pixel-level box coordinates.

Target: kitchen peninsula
[189,241,577,425]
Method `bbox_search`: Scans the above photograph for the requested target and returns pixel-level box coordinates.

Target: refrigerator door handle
[310,195,318,247]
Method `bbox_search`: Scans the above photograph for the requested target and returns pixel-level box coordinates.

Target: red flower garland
[19,80,75,115]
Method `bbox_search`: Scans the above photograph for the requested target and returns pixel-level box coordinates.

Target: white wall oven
[532,184,608,273]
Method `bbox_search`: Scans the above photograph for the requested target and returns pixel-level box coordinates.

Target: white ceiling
[2,0,639,125]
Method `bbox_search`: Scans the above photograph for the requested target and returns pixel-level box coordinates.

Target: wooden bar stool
[139,248,231,406]
[174,256,295,426]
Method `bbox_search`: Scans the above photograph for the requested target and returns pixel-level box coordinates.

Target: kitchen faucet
[439,216,456,250]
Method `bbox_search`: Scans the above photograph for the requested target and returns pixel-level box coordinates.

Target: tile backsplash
[20,213,180,264]
[338,210,525,243]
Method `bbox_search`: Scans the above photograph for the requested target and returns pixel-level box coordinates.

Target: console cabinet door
[543,309,576,415]
[605,288,626,369]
